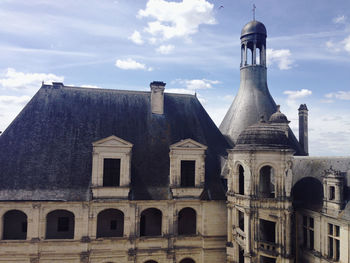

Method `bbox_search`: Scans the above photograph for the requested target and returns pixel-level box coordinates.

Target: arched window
[247,48,253,65]
[178,208,196,235]
[241,44,245,66]
[238,165,244,195]
[180,258,195,263]
[292,177,323,209]
[259,166,275,198]
[256,47,261,65]
[2,210,27,240]
[46,210,75,239]
[144,260,158,263]
[97,209,124,238]
[140,208,162,236]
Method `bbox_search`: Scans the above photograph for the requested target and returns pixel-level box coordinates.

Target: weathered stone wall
[0,200,227,263]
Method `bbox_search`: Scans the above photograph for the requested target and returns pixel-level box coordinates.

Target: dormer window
[169,138,207,198]
[91,135,133,199]
[181,160,195,187]
[103,158,121,186]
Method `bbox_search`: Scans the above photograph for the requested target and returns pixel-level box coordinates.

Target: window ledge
[171,187,204,198]
[92,186,130,199]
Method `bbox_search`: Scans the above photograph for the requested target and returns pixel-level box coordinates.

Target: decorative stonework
[91,135,133,199]
[169,139,207,198]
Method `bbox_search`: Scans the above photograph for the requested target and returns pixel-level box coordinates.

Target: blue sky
[0,0,350,156]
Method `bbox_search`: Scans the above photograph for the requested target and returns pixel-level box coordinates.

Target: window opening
[181,160,195,187]
[238,165,244,195]
[259,219,276,243]
[180,258,195,263]
[239,245,245,263]
[238,210,244,231]
[328,223,340,260]
[46,210,74,239]
[256,47,261,65]
[103,158,121,186]
[97,209,124,238]
[303,215,314,250]
[329,186,335,200]
[260,256,276,263]
[178,208,196,235]
[140,208,162,236]
[2,210,27,240]
[259,166,275,198]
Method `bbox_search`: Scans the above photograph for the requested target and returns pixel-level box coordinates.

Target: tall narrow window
[103,158,121,186]
[239,245,245,263]
[238,210,244,231]
[181,160,195,187]
[328,223,340,261]
[256,47,261,65]
[303,216,314,250]
[329,186,335,200]
[259,166,275,198]
[238,165,244,195]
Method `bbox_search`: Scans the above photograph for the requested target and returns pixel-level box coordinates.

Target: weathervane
[252,4,256,21]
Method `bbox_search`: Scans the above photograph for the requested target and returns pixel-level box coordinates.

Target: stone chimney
[298,104,309,155]
[150,81,166,114]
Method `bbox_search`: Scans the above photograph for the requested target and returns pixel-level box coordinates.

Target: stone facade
[1,19,350,263]
[0,200,226,263]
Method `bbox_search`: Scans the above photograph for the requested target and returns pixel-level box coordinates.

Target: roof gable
[93,135,133,148]
[170,138,207,150]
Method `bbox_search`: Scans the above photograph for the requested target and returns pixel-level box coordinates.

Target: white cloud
[325,91,350,100]
[0,95,31,106]
[138,0,216,40]
[333,15,347,24]
[166,88,194,94]
[266,48,294,70]
[115,58,152,71]
[81,84,101,89]
[343,36,350,53]
[172,78,220,91]
[129,30,144,45]
[284,89,312,100]
[156,44,175,54]
[0,68,64,92]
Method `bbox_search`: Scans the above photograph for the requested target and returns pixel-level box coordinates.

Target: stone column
[227,207,232,243]
[253,42,256,65]
[29,204,41,240]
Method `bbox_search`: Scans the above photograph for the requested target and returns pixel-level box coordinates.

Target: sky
[0,0,350,156]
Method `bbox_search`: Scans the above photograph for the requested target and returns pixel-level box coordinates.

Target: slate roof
[0,84,230,201]
[292,156,350,219]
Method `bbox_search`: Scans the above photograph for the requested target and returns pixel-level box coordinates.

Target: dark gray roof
[292,156,350,219]
[241,20,267,37]
[234,120,292,151]
[0,85,230,201]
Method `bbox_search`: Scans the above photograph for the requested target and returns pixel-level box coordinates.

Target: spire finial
[252,4,256,21]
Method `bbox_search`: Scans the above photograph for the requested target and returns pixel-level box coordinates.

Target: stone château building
[0,20,349,263]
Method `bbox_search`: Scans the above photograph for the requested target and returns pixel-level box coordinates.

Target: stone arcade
[0,20,350,263]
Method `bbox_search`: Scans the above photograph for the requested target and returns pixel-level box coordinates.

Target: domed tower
[226,114,295,263]
[220,21,304,155]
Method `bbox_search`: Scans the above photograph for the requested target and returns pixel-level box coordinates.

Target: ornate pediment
[93,135,133,148]
[170,138,207,150]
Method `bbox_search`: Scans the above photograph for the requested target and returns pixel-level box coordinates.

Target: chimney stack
[150,81,166,114]
[298,104,309,155]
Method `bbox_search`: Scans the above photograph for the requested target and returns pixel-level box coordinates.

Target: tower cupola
[240,20,267,67]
